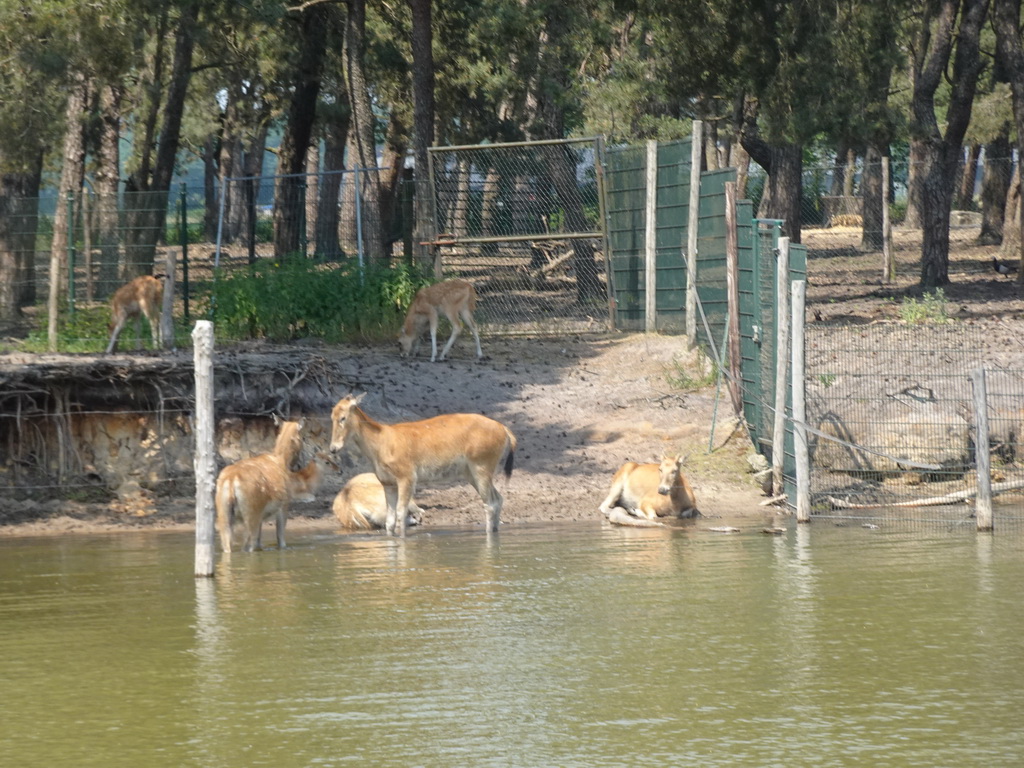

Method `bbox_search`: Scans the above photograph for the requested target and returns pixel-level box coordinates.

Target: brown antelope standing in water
[398,279,483,362]
[329,392,515,535]
[332,472,423,530]
[215,415,315,552]
[598,455,699,521]
[106,275,164,354]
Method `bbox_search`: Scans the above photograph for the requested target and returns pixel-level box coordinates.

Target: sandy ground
[0,333,771,538]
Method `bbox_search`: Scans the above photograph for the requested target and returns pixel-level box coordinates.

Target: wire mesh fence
[426,138,610,334]
[803,322,1024,528]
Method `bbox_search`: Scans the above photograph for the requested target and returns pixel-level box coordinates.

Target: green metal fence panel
[693,168,736,356]
[653,139,692,331]
[604,144,646,330]
[603,139,693,331]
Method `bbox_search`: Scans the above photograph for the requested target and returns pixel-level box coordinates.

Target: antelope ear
[272,413,283,427]
[353,392,367,405]
[297,417,306,430]
[676,454,688,468]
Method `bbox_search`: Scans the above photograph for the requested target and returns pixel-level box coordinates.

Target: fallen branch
[602,508,666,528]
[827,477,1024,510]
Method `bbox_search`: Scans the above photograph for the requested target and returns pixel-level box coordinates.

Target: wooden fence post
[724,181,742,416]
[686,121,702,347]
[772,237,791,496]
[644,140,658,332]
[882,156,893,283]
[193,320,217,576]
[791,280,811,522]
[970,367,994,532]
[161,249,176,351]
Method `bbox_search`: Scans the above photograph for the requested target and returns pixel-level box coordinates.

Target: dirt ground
[4,222,1021,539]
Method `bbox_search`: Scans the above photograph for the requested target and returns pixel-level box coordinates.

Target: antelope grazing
[598,455,699,521]
[106,275,164,354]
[329,392,516,535]
[215,415,314,552]
[398,279,483,362]
[332,472,423,530]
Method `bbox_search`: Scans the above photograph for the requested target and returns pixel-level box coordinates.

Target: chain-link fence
[426,138,609,334]
[803,322,1024,528]
[214,166,412,269]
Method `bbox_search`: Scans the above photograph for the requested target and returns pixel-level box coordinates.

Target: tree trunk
[409,0,436,270]
[993,0,1024,283]
[978,128,1012,245]
[378,112,409,262]
[0,166,42,329]
[910,0,987,289]
[95,83,122,298]
[1001,165,1021,259]
[860,145,885,251]
[956,143,981,210]
[917,147,957,287]
[767,144,803,244]
[274,2,330,259]
[316,91,350,261]
[739,101,802,242]
[124,2,199,278]
[904,141,926,228]
[345,0,382,259]
[49,72,90,311]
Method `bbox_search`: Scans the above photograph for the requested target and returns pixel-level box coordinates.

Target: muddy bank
[0,334,769,535]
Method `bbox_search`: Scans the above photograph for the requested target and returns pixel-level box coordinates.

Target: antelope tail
[503,427,517,479]
[215,477,237,531]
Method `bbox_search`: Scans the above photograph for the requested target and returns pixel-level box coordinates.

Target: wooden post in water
[644,140,658,332]
[686,121,702,347]
[791,280,811,523]
[193,320,217,576]
[970,368,994,532]
[771,237,791,496]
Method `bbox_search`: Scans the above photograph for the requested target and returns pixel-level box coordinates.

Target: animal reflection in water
[333,473,422,530]
[599,455,699,527]
[329,392,516,536]
[215,416,319,552]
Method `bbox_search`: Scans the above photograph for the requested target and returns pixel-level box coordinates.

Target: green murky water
[1,521,1022,767]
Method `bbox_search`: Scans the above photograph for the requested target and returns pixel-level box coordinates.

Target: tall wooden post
[791,280,810,522]
[193,320,217,576]
[161,249,176,351]
[686,121,702,347]
[724,181,742,416]
[881,156,893,283]
[970,368,994,532]
[644,140,658,332]
[771,237,791,496]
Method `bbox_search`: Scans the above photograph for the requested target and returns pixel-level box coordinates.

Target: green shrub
[898,288,950,325]
[207,258,433,343]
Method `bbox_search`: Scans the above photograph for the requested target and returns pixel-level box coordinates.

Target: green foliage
[898,288,950,325]
[15,303,185,354]
[207,258,433,343]
[665,347,717,392]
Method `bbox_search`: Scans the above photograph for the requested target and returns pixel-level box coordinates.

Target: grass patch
[897,288,950,325]
[665,347,717,391]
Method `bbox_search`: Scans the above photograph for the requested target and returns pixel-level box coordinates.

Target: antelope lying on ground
[215,415,315,552]
[398,279,483,362]
[329,392,516,535]
[598,455,699,520]
[106,275,164,354]
[332,472,423,530]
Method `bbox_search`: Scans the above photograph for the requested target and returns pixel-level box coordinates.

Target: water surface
[1,521,1021,767]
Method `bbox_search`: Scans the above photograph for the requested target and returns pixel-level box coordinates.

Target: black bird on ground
[992,257,1018,277]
